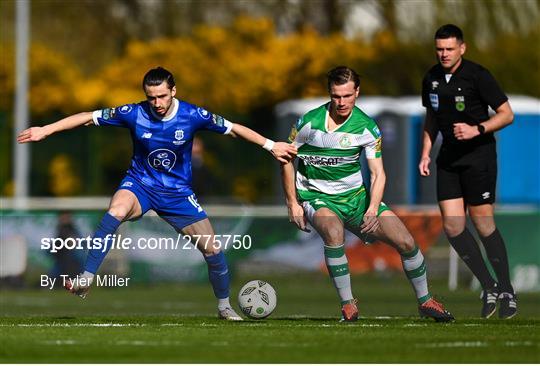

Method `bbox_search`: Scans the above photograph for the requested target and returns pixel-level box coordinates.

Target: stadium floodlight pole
[13,0,30,209]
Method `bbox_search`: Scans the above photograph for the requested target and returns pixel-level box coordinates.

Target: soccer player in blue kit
[17,67,297,320]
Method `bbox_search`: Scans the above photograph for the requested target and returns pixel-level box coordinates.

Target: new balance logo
[142,132,152,139]
[482,192,491,200]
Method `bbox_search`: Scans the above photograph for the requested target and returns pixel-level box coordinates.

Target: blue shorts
[117,176,208,231]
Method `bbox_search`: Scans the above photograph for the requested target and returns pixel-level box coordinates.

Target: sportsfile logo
[40,234,253,253]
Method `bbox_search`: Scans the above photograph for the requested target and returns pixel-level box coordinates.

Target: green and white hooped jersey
[289,103,382,201]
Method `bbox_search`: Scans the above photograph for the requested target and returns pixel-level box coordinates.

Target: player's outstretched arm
[230,123,297,163]
[17,112,94,144]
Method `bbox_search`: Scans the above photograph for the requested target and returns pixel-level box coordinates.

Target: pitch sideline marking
[417,341,537,348]
[37,339,313,348]
[0,323,145,327]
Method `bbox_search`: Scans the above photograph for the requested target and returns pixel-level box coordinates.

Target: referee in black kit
[418,24,516,319]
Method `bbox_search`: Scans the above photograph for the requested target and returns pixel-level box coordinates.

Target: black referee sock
[480,228,514,293]
[448,228,497,290]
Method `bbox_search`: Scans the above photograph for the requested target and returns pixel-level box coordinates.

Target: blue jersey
[92,98,232,196]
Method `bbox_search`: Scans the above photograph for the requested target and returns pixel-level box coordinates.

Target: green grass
[1,273,539,363]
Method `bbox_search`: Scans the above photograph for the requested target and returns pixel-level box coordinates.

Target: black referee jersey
[422,59,508,163]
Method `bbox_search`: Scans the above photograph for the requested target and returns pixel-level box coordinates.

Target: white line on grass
[417,341,489,348]
[36,339,316,348]
[463,323,537,328]
[417,341,538,348]
[262,323,384,328]
[503,341,535,347]
[161,323,185,326]
[1,322,388,328]
[282,315,407,320]
[41,340,79,345]
[404,324,428,327]
[114,340,184,346]
[0,323,145,327]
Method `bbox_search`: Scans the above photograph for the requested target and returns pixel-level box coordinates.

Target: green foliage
[3,16,537,117]
[2,14,538,198]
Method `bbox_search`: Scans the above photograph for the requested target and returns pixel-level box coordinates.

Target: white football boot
[64,271,94,299]
[218,307,243,321]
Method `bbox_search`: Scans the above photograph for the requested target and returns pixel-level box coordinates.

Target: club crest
[173,129,185,145]
[339,135,352,148]
[175,129,184,140]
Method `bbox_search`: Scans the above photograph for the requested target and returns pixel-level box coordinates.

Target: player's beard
[155,100,172,116]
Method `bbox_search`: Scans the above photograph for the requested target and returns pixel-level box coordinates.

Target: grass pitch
[1,273,539,363]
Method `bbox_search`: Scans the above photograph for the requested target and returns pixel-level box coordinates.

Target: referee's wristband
[262,139,275,151]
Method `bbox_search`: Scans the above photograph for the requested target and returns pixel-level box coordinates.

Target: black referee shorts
[437,159,497,206]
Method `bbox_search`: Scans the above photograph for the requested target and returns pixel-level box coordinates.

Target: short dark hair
[327,66,360,91]
[142,67,175,90]
[434,24,464,42]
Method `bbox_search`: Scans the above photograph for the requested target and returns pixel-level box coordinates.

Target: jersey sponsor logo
[118,105,132,114]
[147,149,177,172]
[212,114,225,127]
[455,96,465,111]
[339,135,352,148]
[301,155,342,166]
[372,125,381,138]
[101,108,116,120]
[141,132,152,139]
[197,107,212,120]
[431,81,439,90]
[429,93,439,111]
[121,181,133,188]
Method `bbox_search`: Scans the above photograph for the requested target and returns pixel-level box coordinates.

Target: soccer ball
[238,280,277,319]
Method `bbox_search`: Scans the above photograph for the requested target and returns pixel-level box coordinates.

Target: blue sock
[84,212,122,274]
[204,251,230,299]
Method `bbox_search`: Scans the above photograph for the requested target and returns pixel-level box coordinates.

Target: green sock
[401,246,431,304]
[324,244,354,304]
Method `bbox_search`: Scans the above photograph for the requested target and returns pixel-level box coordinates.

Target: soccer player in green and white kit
[280,66,454,322]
